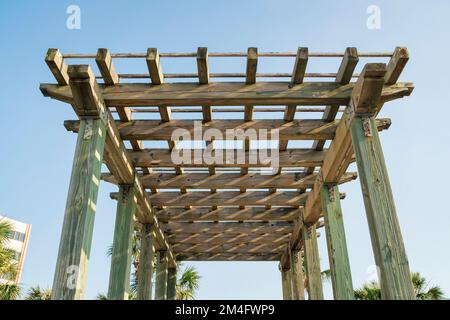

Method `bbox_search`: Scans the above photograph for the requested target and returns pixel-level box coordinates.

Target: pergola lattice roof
[41,46,412,269]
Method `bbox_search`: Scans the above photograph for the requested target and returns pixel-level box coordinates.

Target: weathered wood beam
[108,185,136,300]
[178,252,280,261]
[146,48,164,85]
[128,148,326,168]
[384,47,409,85]
[155,250,168,300]
[40,81,414,107]
[146,191,310,207]
[137,223,155,300]
[302,224,324,300]
[173,242,286,254]
[290,250,305,300]
[101,171,357,190]
[165,221,293,234]
[51,118,106,300]
[166,268,177,300]
[197,47,209,84]
[280,265,293,300]
[45,49,69,85]
[321,184,354,300]
[96,48,119,85]
[348,64,415,299]
[156,206,300,222]
[290,47,308,86]
[168,233,290,245]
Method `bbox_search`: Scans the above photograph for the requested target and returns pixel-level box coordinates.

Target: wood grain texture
[147,191,309,207]
[155,251,168,300]
[178,252,280,261]
[350,117,414,300]
[137,223,155,300]
[108,185,136,300]
[321,184,354,300]
[166,268,177,300]
[290,250,305,300]
[51,119,106,300]
[165,221,292,234]
[302,224,324,300]
[129,148,326,168]
[173,242,286,254]
[281,267,293,300]
[39,81,414,107]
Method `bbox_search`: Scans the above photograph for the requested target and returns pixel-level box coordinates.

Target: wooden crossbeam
[146,191,311,207]
[101,171,357,190]
[197,47,209,84]
[178,252,280,261]
[164,221,293,234]
[156,207,299,222]
[146,48,164,84]
[290,47,308,86]
[45,49,69,85]
[173,242,286,254]
[169,233,291,245]
[40,81,414,107]
[128,148,326,168]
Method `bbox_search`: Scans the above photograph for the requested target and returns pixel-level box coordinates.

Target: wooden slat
[246,47,258,84]
[102,172,357,190]
[40,81,414,107]
[197,47,209,84]
[384,47,409,85]
[173,242,286,254]
[128,148,326,168]
[165,221,292,234]
[96,48,119,85]
[147,191,310,207]
[169,233,291,245]
[45,49,69,85]
[290,47,308,86]
[178,252,280,261]
[146,48,164,84]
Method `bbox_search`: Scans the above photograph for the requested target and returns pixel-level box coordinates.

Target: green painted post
[155,250,168,300]
[51,119,107,300]
[290,250,305,300]
[107,185,136,300]
[167,267,177,300]
[321,184,354,300]
[302,224,324,300]
[137,223,155,300]
[280,266,291,300]
[349,116,415,300]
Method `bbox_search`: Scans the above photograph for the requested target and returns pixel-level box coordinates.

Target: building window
[7,231,25,242]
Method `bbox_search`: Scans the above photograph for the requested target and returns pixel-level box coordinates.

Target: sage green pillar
[155,250,168,300]
[167,267,177,300]
[302,224,324,300]
[321,184,354,300]
[137,223,155,300]
[107,185,136,300]
[290,250,305,300]
[280,266,292,300]
[51,118,106,300]
[349,116,414,300]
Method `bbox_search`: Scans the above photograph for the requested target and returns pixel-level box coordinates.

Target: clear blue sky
[1,0,449,299]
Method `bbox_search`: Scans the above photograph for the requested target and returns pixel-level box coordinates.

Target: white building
[0,216,31,284]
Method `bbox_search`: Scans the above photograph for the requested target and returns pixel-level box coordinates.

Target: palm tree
[176,265,200,300]
[106,231,200,299]
[354,272,444,300]
[25,285,52,300]
[0,219,21,300]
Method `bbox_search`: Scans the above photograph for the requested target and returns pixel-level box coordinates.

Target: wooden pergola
[41,46,415,300]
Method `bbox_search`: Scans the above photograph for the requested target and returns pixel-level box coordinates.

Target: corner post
[51,66,108,300]
[167,267,177,300]
[155,250,168,300]
[290,250,305,300]
[302,224,324,300]
[279,264,292,300]
[137,223,155,300]
[107,185,136,300]
[321,184,354,299]
[348,63,414,299]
